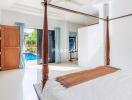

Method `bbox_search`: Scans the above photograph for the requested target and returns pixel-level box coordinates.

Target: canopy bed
[41,0,110,89]
[40,0,132,100]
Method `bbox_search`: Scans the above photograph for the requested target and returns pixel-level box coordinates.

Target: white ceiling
[0,0,110,25]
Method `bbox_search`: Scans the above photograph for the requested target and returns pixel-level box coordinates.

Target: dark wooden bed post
[105,16,110,66]
[42,0,49,89]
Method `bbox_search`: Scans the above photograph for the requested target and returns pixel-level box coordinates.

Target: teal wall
[55,27,61,64]
[15,22,25,68]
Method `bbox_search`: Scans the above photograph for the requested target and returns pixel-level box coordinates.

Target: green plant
[25,29,37,52]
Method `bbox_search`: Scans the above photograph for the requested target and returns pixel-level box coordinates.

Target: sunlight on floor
[0,69,39,100]
[0,61,79,100]
[25,60,80,71]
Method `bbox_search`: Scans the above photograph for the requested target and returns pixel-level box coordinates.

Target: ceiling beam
[41,2,106,20]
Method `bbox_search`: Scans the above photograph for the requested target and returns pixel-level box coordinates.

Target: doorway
[48,31,55,63]
[23,28,38,67]
[69,32,78,62]
[23,28,56,68]
[37,30,55,64]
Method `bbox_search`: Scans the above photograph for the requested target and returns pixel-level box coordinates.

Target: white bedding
[42,67,132,100]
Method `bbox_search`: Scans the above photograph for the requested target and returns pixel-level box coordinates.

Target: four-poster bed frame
[41,0,110,89]
[42,0,132,90]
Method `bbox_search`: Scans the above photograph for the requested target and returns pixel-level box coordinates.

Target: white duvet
[42,67,132,100]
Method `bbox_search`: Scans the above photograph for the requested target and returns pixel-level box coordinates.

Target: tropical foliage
[25,29,37,52]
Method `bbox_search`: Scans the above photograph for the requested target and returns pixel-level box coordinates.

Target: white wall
[0,10,2,24]
[1,10,84,62]
[109,0,132,68]
[78,24,104,68]
[78,4,108,67]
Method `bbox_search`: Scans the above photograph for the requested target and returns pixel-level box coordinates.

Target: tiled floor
[0,68,39,100]
[0,62,79,100]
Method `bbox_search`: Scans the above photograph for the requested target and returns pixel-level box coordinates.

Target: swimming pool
[23,52,38,61]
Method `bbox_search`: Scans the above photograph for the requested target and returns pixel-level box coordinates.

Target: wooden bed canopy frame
[41,0,110,89]
[41,0,132,89]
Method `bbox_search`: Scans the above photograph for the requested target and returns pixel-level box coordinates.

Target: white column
[99,3,109,65]
[0,10,2,24]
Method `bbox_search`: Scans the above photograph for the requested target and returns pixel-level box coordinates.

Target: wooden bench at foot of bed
[56,66,120,88]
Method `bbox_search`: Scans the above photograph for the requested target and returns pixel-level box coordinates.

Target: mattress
[42,67,132,100]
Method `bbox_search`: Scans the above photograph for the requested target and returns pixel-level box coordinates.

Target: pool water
[23,52,38,61]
